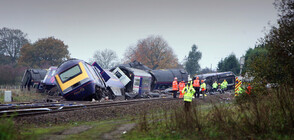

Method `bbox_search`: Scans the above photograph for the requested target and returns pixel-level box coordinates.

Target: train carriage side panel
[150,69,188,90]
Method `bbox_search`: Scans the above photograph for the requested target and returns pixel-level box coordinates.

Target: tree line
[0,27,242,85]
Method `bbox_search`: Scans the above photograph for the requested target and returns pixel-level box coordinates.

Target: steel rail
[1,98,180,117]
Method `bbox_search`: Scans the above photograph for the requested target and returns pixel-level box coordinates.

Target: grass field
[123,87,294,139]
[0,89,47,103]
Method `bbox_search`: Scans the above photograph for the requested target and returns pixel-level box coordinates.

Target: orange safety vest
[193,80,200,87]
[172,80,178,91]
[179,82,185,92]
[246,85,252,95]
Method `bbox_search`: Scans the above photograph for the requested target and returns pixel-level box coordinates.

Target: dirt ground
[101,123,136,140]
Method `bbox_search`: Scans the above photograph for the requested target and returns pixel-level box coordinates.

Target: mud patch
[102,123,136,140]
[61,125,92,135]
[40,125,92,140]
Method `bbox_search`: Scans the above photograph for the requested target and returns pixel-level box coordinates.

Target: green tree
[185,44,202,76]
[247,0,294,86]
[0,27,29,64]
[243,45,268,75]
[19,37,70,68]
[217,53,240,75]
[199,67,215,74]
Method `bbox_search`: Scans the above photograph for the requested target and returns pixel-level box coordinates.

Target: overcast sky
[0,0,278,69]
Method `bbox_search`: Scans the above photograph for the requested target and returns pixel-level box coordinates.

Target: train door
[133,76,141,95]
[141,77,151,93]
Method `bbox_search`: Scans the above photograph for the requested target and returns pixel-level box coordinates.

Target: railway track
[0,97,180,118]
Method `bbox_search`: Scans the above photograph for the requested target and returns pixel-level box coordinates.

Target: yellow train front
[55,59,107,101]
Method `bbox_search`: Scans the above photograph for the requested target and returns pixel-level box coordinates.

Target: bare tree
[124,35,179,69]
[90,49,118,69]
[0,27,29,64]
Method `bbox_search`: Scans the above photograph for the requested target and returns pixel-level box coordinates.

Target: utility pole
[240,56,245,75]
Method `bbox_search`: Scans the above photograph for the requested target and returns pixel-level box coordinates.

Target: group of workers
[172,77,206,99]
[212,79,228,93]
[172,77,230,111]
[172,77,229,99]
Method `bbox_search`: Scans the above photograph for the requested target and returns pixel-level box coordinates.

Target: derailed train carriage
[53,59,188,101]
[110,61,188,98]
[111,66,152,98]
[39,66,58,95]
[21,69,47,91]
[194,71,236,92]
[150,69,188,90]
[54,59,123,101]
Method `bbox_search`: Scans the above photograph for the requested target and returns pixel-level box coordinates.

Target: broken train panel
[110,66,152,98]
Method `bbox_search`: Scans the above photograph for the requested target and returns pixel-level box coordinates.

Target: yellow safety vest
[183,83,195,102]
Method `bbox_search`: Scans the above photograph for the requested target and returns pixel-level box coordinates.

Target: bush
[0,64,26,85]
[0,117,17,140]
[132,87,294,139]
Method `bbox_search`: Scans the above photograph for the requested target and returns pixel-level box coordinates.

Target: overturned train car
[54,59,122,101]
[111,66,152,98]
[111,61,188,98]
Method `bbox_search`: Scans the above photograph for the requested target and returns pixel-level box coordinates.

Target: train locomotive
[54,59,111,101]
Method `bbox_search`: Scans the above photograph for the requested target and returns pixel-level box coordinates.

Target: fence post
[4,91,12,102]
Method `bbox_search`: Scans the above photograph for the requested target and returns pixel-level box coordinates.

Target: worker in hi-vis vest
[172,77,178,98]
[182,81,195,111]
[212,81,218,92]
[178,80,185,98]
[193,76,200,98]
[200,80,207,98]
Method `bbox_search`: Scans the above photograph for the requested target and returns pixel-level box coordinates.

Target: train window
[142,78,151,87]
[134,78,140,86]
[115,71,122,78]
[227,78,234,84]
[59,65,81,83]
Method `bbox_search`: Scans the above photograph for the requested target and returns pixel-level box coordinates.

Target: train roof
[114,60,151,71]
[123,67,152,77]
[150,69,188,82]
[22,69,47,82]
[195,71,235,79]
[56,59,83,74]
